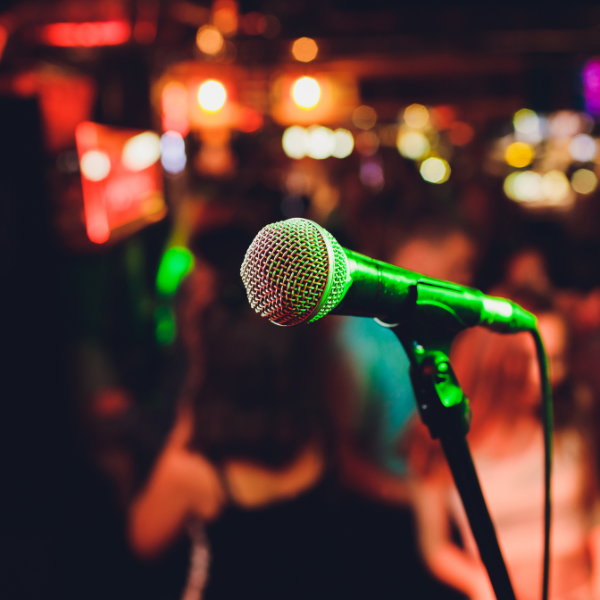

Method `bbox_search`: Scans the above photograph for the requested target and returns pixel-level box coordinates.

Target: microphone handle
[332,247,536,334]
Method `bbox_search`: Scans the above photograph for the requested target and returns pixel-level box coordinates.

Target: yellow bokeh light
[503,172,519,200]
[196,25,224,55]
[306,125,335,159]
[397,130,430,160]
[420,157,449,183]
[292,76,320,109]
[541,170,570,204]
[571,168,598,194]
[291,37,318,62]
[282,126,308,159]
[198,80,227,112]
[505,142,535,168]
[513,109,539,134]
[332,129,354,158]
[122,132,161,172]
[404,104,429,129]
[512,171,542,202]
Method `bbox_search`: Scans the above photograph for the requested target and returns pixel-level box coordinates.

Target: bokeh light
[212,0,238,36]
[161,81,189,136]
[548,111,581,139]
[360,159,384,188]
[292,77,321,109]
[571,168,598,194]
[282,126,308,159]
[420,157,450,183]
[541,170,570,204]
[122,132,161,172]
[583,59,600,115]
[503,172,519,201]
[291,37,318,62]
[196,25,224,55]
[397,130,430,160]
[448,122,474,146]
[155,305,176,345]
[512,171,542,202]
[355,131,379,157]
[505,142,535,168]
[282,126,351,160]
[352,105,377,130]
[332,129,354,158]
[513,109,539,134]
[241,12,268,35]
[306,125,335,159]
[513,109,543,143]
[156,247,195,296]
[404,104,429,129]
[160,131,187,174]
[198,80,227,112]
[568,134,597,162]
[80,150,111,181]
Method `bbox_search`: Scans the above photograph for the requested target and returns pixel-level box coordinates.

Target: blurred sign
[76,122,166,244]
[39,21,131,47]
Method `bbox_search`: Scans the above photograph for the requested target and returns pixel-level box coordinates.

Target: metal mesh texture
[309,228,349,323]
[240,218,348,326]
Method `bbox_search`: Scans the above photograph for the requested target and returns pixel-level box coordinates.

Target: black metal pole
[441,436,517,600]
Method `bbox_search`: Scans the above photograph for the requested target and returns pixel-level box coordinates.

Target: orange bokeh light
[212,0,238,36]
[292,37,318,63]
[196,26,224,55]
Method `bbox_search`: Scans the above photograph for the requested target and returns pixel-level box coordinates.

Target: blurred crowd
[73,200,600,600]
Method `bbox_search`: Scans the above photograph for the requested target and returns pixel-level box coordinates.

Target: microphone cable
[531,327,553,600]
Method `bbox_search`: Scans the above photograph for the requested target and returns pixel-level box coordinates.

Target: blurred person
[337,216,477,502]
[409,296,600,600]
[129,226,335,599]
[491,246,553,299]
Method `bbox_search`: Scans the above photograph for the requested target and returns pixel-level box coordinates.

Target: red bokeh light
[448,121,474,146]
[40,21,131,47]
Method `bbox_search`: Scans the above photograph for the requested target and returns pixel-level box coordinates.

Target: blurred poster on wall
[75,121,166,244]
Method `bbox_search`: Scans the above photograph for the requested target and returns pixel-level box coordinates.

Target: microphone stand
[389,324,517,600]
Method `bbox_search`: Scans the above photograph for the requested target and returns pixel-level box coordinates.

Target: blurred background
[3,0,600,599]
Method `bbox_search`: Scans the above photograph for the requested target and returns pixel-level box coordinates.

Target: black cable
[530,327,553,600]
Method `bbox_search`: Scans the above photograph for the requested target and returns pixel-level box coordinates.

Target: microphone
[240,218,536,334]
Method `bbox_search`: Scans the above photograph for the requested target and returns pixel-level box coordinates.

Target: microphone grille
[240,218,348,326]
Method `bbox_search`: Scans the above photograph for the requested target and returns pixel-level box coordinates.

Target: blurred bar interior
[3,0,600,599]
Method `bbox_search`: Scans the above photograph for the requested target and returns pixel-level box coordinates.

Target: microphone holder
[389,323,517,600]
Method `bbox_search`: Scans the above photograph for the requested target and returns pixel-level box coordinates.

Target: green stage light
[156,246,195,296]
[155,305,176,345]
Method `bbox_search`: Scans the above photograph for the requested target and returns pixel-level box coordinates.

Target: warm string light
[282,126,353,160]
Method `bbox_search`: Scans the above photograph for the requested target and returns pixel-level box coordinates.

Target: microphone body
[334,248,535,334]
[240,218,536,334]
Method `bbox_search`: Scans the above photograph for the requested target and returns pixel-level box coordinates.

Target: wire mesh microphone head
[240,218,350,326]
